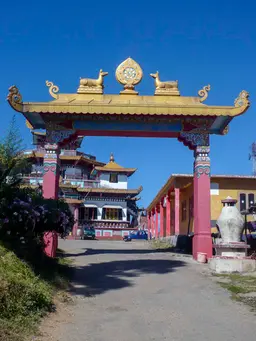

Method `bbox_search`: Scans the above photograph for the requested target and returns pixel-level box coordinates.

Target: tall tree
[0,116,29,196]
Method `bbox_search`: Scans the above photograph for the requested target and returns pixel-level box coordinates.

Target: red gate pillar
[174,188,180,235]
[193,146,212,260]
[166,195,171,236]
[154,208,159,238]
[160,201,164,237]
[43,143,60,258]
[43,143,60,199]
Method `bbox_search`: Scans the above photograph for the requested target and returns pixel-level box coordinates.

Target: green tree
[0,115,30,187]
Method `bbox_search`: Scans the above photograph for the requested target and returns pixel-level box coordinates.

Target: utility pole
[249,142,256,176]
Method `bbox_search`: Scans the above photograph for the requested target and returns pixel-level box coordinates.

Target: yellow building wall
[179,184,194,235]
[177,178,256,235]
[210,178,256,224]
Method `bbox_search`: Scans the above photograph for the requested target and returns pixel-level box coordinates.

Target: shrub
[0,243,55,340]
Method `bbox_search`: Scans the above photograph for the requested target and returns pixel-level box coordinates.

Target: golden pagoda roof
[7,59,250,135]
[8,88,250,118]
[94,153,136,176]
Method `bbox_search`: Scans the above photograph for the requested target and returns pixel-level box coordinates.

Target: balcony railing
[62,178,100,188]
[20,175,100,189]
[21,175,43,185]
[60,150,77,156]
[79,220,129,229]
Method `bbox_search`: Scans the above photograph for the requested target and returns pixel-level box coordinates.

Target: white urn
[217,196,244,243]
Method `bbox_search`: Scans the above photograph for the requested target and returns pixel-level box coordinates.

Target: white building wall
[83,199,127,221]
[99,173,128,189]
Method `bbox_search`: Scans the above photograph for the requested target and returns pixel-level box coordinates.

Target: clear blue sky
[0,1,255,208]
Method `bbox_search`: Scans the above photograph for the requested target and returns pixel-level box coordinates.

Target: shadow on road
[63,247,176,258]
[69,258,185,297]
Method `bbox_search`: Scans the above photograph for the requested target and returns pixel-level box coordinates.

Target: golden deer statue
[150,71,178,90]
[78,69,108,94]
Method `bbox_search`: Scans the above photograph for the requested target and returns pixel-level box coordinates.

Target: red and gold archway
[7,58,250,260]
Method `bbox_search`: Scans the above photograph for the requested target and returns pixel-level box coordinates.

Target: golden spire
[110,153,115,162]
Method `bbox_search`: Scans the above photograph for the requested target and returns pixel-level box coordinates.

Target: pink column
[160,201,164,237]
[43,143,60,258]
[43,143,60,199]
[166,195,171,236]
[151,211,155,238]
[147,213,151,238]
[154,208,159,238]
[193,146,212,260]
[73,206,79,239]
[174,188,180,235]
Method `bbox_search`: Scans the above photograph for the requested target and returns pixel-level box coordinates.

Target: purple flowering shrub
[0,188,74,248]
[0,117,73,254]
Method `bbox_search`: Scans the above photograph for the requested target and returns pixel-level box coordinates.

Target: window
[189,196,194,218]
[248,193,255,208]
[211,220,217,228]
[181,200,187,221]
[84,208,97,220]
[79,207,85,221]
[239,193,255,211]
[103,208,122,220]
[210,183,219,195]
[240,193,246,211]
[109,173,118,183]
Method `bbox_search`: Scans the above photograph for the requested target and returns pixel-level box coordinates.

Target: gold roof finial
[110,153,115,162]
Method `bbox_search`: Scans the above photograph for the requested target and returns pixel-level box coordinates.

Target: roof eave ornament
[198,85,211,103]
[46,81,60,100]
[7,85,23,112]
[234,90,250,108]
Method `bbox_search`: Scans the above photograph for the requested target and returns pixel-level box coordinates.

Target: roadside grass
[215,273,256,310]
[149,239,174,251]
[0,243,73,341]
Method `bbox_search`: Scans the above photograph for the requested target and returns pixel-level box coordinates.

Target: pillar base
[193,233,212,260]
[44,231,58,258]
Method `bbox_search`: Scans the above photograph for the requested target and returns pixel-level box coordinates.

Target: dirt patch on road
[36,294,74,341]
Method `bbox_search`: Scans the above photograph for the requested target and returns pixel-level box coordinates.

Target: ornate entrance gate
[7,57,250,260]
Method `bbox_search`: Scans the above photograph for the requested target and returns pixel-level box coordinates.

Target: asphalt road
[56,239,256,341]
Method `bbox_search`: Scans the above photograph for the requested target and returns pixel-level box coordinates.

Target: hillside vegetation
[0,243,72,341]
[0,117,74,341]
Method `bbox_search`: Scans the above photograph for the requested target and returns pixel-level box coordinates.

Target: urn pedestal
[209,197,256,273]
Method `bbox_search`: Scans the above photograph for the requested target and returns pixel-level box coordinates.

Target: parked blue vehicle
[123,230,148,242]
